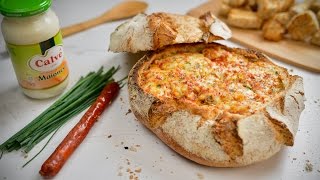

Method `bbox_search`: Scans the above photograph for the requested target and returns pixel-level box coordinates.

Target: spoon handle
[61,17,105,38]
[60,1,148,38]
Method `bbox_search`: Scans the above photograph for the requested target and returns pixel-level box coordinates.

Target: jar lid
[0,0,51,17]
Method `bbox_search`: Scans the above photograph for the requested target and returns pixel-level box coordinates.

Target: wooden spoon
[61,1,148,37]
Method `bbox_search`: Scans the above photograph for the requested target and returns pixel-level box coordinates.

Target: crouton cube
[273,12,292,26]
[262,19,286,41]
[247,0,258,11]
[290,1,313,16]
[227,9,263,29]
[219,3,232,17]
[310,1,320,13]
[258,0,294,20]
[287,10,319,41]
[248,0,257,6]
[224,0,247,7]
[311,30,320,46]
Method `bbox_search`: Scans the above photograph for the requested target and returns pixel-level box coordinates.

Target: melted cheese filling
[140,46,285,116]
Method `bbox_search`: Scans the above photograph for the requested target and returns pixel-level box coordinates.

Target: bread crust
[109,12,231,53]
[128,43,305,167]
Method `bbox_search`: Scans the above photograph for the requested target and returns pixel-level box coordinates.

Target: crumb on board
[197,173,204,180]
[118,157,142,179]
[108,135,112,138]
[305,162,313,172]
[122,145,140,152]
[129,146,137,152]
[123,166,141,180]
[135,168,142,173]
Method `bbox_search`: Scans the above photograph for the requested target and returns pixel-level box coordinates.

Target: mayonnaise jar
[0,0,69,99]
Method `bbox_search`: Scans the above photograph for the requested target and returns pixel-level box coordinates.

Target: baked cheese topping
[140,46,285,116]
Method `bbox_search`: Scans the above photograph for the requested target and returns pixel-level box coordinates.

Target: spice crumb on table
[126,109,132,115]
[197,172,204,180]
[134,168,142,173]
[305,162,313,172]
[117,161,142,180]
[129,146,137,152]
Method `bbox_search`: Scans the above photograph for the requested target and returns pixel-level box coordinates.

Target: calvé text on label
[35,51,63,67]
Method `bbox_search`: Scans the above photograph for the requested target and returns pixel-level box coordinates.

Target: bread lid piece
[109,12,231,53]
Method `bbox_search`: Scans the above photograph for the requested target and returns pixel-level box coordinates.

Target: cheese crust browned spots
[140,45,286,117]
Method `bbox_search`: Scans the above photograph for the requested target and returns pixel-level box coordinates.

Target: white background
[0,0,320,179]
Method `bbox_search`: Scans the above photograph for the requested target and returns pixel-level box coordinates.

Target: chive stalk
[0,66,119,154]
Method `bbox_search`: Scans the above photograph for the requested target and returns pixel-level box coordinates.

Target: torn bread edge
[109,12,232,53]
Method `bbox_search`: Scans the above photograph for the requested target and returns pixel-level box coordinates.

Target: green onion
[22,127,60,168]
[0,66,119,154]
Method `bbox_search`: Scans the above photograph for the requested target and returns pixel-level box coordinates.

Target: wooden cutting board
[187,0,320,73]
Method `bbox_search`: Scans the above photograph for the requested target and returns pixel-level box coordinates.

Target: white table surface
[0,0,319,180]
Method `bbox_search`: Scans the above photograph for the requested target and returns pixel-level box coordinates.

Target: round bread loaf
[128,42,305,167]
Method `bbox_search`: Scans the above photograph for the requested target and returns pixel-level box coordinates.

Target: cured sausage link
[39,82,120,177]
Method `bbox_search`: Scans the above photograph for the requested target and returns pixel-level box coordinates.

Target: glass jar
[0,0,69,99]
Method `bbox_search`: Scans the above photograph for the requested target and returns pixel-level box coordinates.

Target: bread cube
[287,10,319,41]
[227,9,263,29]
[262,19,286,41]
